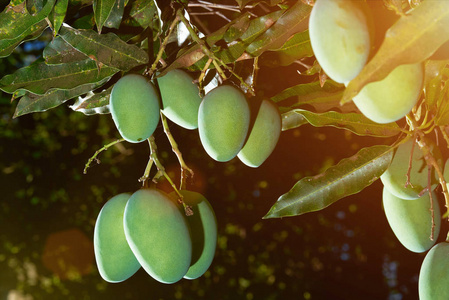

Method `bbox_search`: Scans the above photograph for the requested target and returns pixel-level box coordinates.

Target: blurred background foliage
[1,8,448,300]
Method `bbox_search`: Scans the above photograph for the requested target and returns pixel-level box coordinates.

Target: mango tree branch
[160,112,194,190]
[83,138,125,174]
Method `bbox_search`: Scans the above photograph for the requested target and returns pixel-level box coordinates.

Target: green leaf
[70,86,112,115]
[260,30,313,67]
[342,1,449,104]
[223,13,251,43]
[93,0,125,33]
[264,145,393,218]
[246,1,311,56]
[49,0,68,36]
[13,78,110,117]
[271,80,348,112]
[59,25,149,70]
[122,0,156,28]
[280,110,308,131]
[0,0,55,57]
[0,58,119,95]
[283,109,402,137]
[26,0,46,15]
[43,36,89,64]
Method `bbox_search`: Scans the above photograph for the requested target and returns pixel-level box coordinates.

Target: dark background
[0,3,446,298]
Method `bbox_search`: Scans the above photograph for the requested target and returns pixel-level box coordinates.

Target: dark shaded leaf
[264,145,393,218]
[49,0,68,36]
[59,25,149,70]
[70,86,112,115]
[26,0,46,15]
[123,0,156,28]
[43,36,89,64]
[93,0,124,33]
[0,58,119,95]
[246,1,311,56]
[283,109,401,137]
[13,77,110,117]
[342,1,449,104]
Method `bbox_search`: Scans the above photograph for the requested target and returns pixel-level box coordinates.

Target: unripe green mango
[309,0,371,84]
[380,139,439,200]
[352,63,423,124]
[172,190,217,280]
[419,242,449,300]
[94,193,140,283]
[110,74,160,143]
[157,69,202,130]
[382,187,440,253]
[238,99,281,168]
[198,85,250,162]
[123,189,192,284]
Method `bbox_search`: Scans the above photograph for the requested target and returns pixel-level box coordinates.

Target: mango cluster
[309,0,423,124]
[109,70,282,168]
[93,189,217,284]
[378,138,449,299]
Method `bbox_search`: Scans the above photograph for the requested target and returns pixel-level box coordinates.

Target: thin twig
[84,139,124,174]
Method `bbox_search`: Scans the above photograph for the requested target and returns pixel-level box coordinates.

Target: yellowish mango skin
[198,85,250,162]
[352,63,423,124]
[123,189,192,284]
[110,74,160,143]
[380,139,438,200]
[382,187,440,253]
[176,190,217,280]
[158,69,202,130]
[309,0,370,84]
[419,243,449,300]
[94,193,140,283]
[238,99,281,168]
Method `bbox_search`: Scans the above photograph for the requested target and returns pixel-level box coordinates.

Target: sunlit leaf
[59,25,149,70]
[283,109,402,137]
[264,145,393,218]
[342,1,449,104]
[70,86,112,115]
[43,36,89,64]
[0,59,119,95]
[13,78,110,117]
[272,80,350,112]
[260,30,313,67]
[246,1,311,56]
[0,0,55,57]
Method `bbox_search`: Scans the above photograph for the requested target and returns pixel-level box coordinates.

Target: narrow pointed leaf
[70,86,112,115]
[246,1,311,56]
[13,77,110,117]
[281,110,308,131]
[49,0,68,36]
[0,59,119,95]
[284,109,401,137]
[342,1,449,104]
[264,145,393,218]
[93,0,123,33]
[59,25,149,70]
[43,36,89,64]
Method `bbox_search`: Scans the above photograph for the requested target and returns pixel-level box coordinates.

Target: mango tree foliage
[1,0,449,240]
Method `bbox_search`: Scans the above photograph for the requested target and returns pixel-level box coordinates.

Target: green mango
[352,63,423,124]
[382,187,440,253]
[309,0,371,84]
[238,99,281,168]
[123,189,192,284]
[157,69,202,130]
[94,193,140,283]
[419,242,449,300]
[381,139,439,200]
[110,74,160,143]
[198,85,250,162]
[171,190,217,280]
